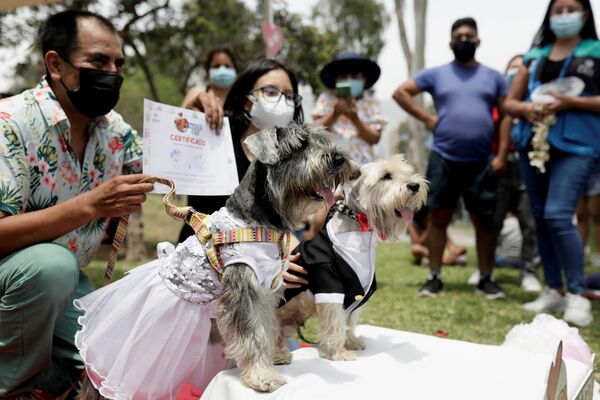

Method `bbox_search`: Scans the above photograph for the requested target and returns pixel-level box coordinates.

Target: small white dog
[280,154,428,361]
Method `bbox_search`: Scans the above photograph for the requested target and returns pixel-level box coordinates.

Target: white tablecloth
[202,325,592,400]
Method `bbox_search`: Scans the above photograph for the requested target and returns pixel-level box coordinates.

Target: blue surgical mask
[209,66,236,88]
[337,79,365,98]
[550,11,584,39]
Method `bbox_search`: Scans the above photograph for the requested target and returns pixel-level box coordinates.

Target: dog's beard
[267,168,352,229]
[271,191,326,228]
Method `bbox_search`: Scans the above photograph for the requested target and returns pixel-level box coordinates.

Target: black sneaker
[476,276,506,300]
[419,276,443,297]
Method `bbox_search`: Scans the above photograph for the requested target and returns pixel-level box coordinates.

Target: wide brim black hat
[320,51,381,89]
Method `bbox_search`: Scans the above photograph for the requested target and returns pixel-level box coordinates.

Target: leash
[104,177,290,290]
[104,177,190,285]
[296,327,320,346]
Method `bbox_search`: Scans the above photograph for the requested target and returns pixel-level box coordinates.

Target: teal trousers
[0,243,94,396]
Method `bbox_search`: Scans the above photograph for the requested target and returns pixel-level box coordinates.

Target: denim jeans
[519,148,596,294]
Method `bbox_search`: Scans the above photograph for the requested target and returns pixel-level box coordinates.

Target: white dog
[279,154,428,361]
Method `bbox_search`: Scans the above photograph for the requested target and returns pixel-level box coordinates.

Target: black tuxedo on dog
[285,211,377,314]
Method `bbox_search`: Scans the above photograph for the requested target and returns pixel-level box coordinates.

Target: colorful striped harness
[105,177,291,291]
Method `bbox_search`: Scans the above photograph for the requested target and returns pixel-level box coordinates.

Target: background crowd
[1,0,600,398]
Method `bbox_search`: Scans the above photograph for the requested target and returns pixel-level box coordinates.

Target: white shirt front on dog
[309,219,377,313]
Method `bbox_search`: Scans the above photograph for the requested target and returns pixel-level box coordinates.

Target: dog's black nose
[333,153,346,168]
[407,182,420,193]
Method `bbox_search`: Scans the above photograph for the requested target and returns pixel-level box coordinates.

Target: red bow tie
[357,212,370,232]
[357,212,387,240]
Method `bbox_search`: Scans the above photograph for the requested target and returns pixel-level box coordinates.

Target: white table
[202,325,593,400]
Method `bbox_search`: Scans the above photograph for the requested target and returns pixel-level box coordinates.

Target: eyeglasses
[248,86,302,107]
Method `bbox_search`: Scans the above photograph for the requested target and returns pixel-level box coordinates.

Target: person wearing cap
[393,17,508,300]
[313,51,387,165]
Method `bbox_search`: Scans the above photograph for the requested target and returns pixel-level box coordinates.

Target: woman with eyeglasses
[178,58,303,243]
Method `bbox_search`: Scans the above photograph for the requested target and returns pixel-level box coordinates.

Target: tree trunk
[125,211,147,261]
[413,0,427,75]
[394,0,412,76]
[395,0,428,174]
[124,35,161,102]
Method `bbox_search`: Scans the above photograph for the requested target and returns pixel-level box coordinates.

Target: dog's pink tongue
[317,188,336,207]
[399,208,414,222]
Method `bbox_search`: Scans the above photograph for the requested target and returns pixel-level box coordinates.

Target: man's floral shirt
[0,78,142,267]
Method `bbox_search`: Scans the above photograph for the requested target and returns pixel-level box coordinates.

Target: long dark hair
[204,47,237,72]
[224,58,304,140]
[531,0,598,47]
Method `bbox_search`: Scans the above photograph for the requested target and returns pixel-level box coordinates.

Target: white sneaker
[521,273,542,293]
[523,289,566,313]
[467,270,480,285]
[563,293,593,327]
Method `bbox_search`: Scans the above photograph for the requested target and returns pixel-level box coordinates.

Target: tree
[272,8,338,94]
[394,0,428,174]
[312,0,389,60]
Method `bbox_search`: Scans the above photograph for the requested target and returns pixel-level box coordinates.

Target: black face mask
[60,65,123,118]
[452,40,476,63]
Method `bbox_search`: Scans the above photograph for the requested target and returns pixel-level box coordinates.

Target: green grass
[87,195,600,380]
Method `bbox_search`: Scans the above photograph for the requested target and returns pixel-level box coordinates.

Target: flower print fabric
[312,91,387,165]
[0,78,143,267]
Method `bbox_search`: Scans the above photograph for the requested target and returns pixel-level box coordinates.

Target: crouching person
[0,10,151,398]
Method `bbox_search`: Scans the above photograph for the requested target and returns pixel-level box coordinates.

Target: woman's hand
[491,155,507,177]
[333,98,350,117]
[181,89,224,132]
[543,93,577,115]
[342,99,359,121]
[283,253,308,290]
[522,103,545,123]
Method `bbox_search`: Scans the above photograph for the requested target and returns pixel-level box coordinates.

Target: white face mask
[248,96,295,130]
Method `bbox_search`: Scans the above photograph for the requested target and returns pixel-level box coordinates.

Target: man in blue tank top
[394,17,508,299]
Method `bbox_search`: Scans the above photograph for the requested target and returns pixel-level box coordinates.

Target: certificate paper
[143,99,239,196]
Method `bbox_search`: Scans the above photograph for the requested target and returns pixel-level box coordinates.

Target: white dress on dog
[74,207,289,400]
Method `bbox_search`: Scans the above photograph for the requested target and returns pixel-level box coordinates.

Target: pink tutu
[74,260,229,400]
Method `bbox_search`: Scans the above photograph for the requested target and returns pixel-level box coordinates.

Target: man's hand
[283,252,308,290]
[181,89,224,132]
[491,155,507,177]
[81,174,154,219]
[425,115,438,132]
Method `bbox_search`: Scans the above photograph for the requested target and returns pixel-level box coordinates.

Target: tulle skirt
[74,260,229,400]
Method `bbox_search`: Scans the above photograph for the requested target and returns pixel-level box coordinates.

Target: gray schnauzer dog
[76,122,352,399]
[279,155,427,362]
[215,123,351,391]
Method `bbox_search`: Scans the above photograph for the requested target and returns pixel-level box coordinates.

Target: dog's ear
[390,153,408,165]
[243,127,280,165]
[348,160,361,181]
